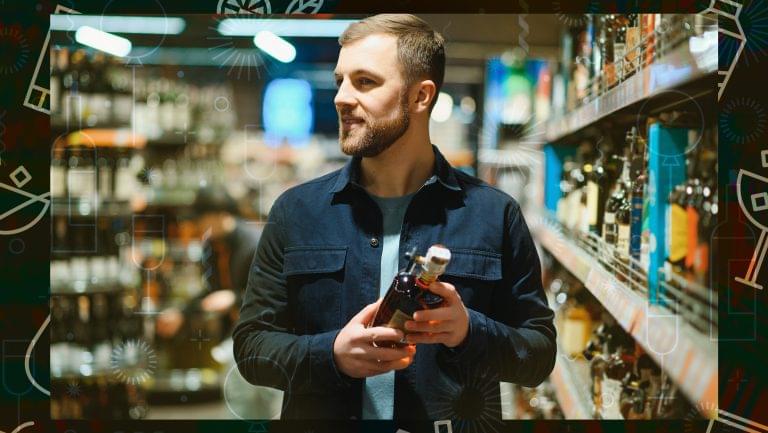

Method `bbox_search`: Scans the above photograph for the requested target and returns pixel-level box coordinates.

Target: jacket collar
[329,144,463,195]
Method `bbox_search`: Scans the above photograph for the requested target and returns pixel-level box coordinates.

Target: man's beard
[339,94,410,158]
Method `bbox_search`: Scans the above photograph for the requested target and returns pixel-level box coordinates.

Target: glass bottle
[370,245,451,348]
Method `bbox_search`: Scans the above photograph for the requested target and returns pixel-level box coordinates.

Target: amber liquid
[370,273,444,348]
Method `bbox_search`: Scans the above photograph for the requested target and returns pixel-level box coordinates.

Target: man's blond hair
[339,14,445,111]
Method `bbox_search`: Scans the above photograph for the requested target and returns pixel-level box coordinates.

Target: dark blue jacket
[233,145,556,423]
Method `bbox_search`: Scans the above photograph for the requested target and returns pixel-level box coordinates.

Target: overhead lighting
[254,31,296,63]
[218,18,356,37]
[51,15,186,35]
[75,26,132,57]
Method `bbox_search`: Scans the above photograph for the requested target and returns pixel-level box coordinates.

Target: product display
[480,12,717,420]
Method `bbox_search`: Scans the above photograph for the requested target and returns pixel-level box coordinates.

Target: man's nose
[333,80,356,109]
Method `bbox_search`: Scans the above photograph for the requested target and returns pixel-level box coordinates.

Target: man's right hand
[332,299,416,379]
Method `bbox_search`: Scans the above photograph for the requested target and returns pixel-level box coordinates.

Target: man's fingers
[412,307,454,322]
[405,332,450,345]
[359,326,404,344]
[405,319,455,333]
[365,344,415,362]
[365,356,414,374]
[351,298,382,324]
[426,281,458,301]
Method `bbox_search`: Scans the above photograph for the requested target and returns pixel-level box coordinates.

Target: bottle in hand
[369,245,451,348]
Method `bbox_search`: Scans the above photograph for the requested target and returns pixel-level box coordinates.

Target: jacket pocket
[441,249,502,309]
[283,246,347,332]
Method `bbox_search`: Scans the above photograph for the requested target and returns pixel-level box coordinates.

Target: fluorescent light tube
[51,15,186,35]
[254,31,296,63]
[75,26,132,57]
[219,18,356,37]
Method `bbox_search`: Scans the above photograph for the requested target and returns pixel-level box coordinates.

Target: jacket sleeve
[441,200,557,387]
[232,198,354,393]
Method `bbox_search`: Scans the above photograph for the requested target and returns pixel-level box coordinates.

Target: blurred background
[48,13,720,421]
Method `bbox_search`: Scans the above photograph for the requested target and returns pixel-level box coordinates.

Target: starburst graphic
[428,368,503,433]
[683,400,719,433]
[207,17,273,81]
[217,0,272,14]
[285,0,324,14]
[720,97,767,144]
[733,0,768,65]
[65,381,81,398]
[553,0,599,28]
[0,24,30,75]
[110,339,157,385]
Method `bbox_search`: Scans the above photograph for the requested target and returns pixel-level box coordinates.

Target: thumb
[351,298,382,324]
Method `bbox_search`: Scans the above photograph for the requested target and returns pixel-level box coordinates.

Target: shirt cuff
[309,329,355,390]
[442,308,488,364]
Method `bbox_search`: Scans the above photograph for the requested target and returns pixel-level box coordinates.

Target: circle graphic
[0,25,31,75]
[218,0,272,14]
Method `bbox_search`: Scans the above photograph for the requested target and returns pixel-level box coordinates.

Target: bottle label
[630,194,643,260]
[617,224,631,255]
[669,204,687,262]
[587,181,600,226]
[51,166,66,198]
[601,378,624,419]
[386,309,413,332]
[605,212,616,224]
[686,206,700,269]
[625,27,640,72]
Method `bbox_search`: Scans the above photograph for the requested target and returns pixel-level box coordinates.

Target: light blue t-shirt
[362,192,415,420]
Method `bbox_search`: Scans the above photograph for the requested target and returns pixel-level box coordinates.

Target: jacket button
[369,237,379,247]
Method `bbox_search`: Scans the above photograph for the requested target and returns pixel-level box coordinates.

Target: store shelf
[526,27,717,144]
[52,197,134,217]
[533,216,717,417]
[551,352,593,419]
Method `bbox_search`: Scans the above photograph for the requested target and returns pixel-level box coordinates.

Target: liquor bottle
[628,127,647,269]
[615,201,632,278]
[587,137,618,237]
[620,372,649,419]
[624,14,641,77]
[592,15,605,97]
[573,21,593,104]
[370,245,451,348]
[603,15,618,88]
[603,153,630,264]
[601,329,635,419]
[557,157,576,226]
[613,15,629,84]
[583,326,609,418]
[665,183,688,278]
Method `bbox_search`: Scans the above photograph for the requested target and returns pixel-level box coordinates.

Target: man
[157,185,261,340]
[233,14,556,423]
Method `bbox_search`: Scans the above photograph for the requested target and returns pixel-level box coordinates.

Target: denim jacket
[233,145,557,422]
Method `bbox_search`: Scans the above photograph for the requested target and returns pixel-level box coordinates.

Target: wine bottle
[370,245,451,348]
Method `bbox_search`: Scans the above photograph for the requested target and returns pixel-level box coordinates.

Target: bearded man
[233,14,556,423]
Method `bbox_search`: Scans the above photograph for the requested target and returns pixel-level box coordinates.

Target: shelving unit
[526,39,717,144]
[532,214,717,417]
[550,352,593,419]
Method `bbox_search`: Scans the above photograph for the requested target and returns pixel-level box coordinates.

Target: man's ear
[413,79,437,114]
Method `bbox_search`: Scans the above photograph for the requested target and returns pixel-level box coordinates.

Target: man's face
[334,33,410,158]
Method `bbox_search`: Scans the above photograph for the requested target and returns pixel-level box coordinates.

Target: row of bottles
[544,259,696,419]
[557,14,707,114]
[555,118,717,289]
[51,47,236,143]
[50,142,144,202]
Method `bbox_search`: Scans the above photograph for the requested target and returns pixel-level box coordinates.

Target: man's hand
[333,299,417,379]
[404,281,469,348]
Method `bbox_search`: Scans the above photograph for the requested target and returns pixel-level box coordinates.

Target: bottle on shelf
[623,14,641,77]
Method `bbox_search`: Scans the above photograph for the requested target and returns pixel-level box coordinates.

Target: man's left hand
[404,281,469,348]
